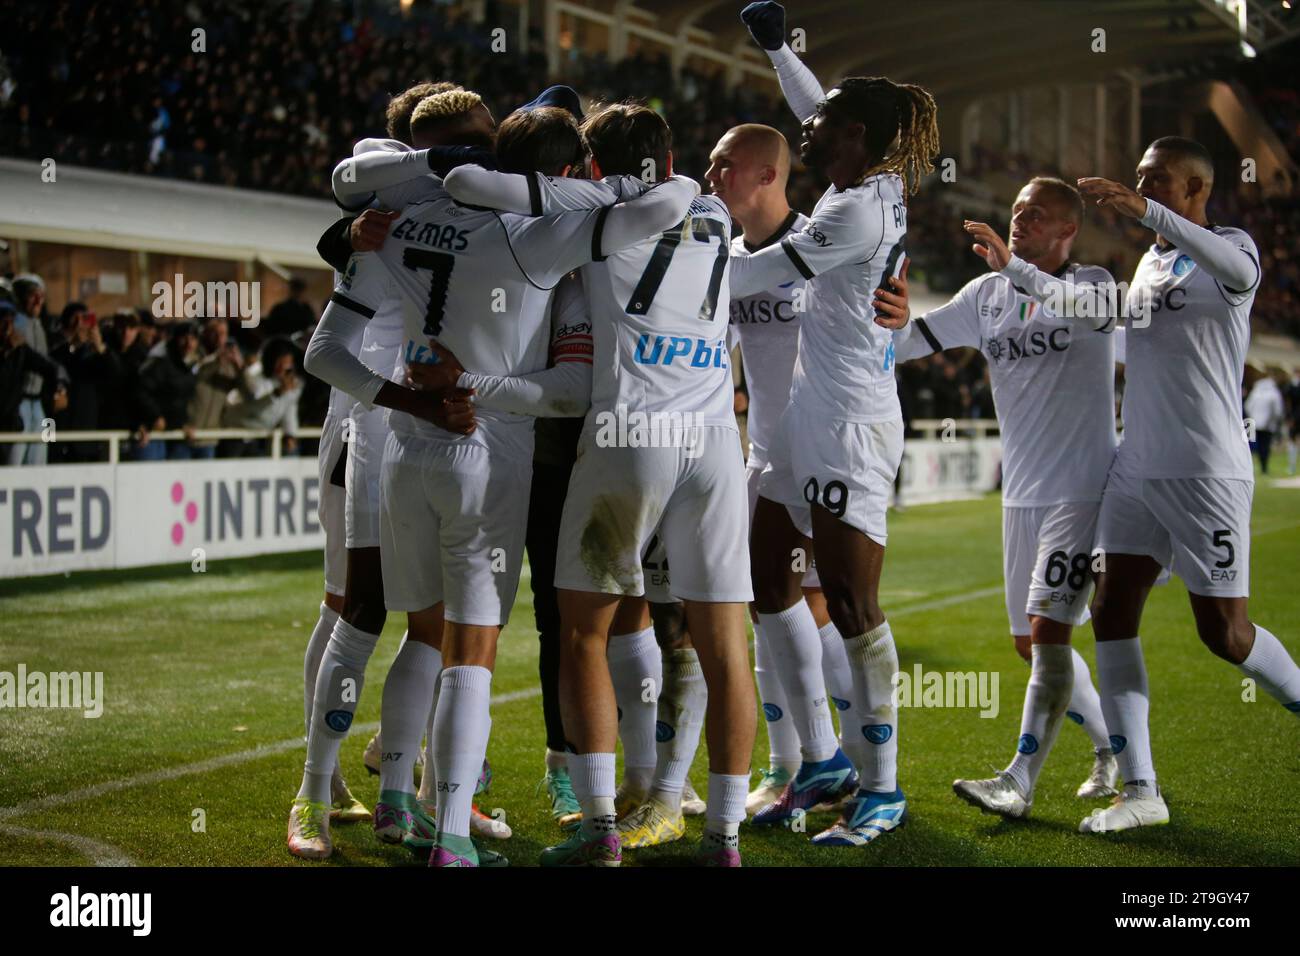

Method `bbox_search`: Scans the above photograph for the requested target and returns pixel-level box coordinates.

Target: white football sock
[844,621,899,793]
[607,626,662,791]
[569,751,616,837]
[651,647,706,808]
[1067,648,1111,749]
[704,772,748,842]
[303,602,339,738]
[1095,637,1156,788]
[757,601,837,763]
[753,620,801,772]
[377,639,441,796]
[298,619,380,804]
[1238,624,1300,715]
[818,620,867,772]
[432,665,492,839]
[1004,643,1074,796]
[415,642,443,804]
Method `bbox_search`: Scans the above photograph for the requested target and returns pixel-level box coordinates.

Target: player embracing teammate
[733,2,939,847]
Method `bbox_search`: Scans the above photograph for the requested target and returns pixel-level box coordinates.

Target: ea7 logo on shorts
[1211,569,1238,581]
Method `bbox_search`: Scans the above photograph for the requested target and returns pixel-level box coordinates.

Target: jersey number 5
[403,247,455,337]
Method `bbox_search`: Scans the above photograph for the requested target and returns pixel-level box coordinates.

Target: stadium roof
[636,0,1291,98]
[0,159,338,270]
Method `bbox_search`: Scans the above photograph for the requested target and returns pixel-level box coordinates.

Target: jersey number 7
[403,247,456,337]
[626,217,730,321]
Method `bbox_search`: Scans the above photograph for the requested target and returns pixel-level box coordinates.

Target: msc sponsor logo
[730,297,798,324]
[983,327,1070,366]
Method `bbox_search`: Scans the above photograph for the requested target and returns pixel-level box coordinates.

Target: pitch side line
[0,585,1007,824]
[0,686,543,822]
[0,823,136,866]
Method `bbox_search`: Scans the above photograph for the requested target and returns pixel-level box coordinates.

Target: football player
[705,123,860,815]
[289,80,465,859]
[1075,137,1300,832]
[876,177,1122,819]
[444,103,758,867]
[732,1,939,847]
[307,95,698,866]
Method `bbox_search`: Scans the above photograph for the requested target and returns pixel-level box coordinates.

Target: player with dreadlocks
[730,1,939,848]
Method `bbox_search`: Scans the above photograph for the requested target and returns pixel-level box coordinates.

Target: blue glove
[741,1,786,51]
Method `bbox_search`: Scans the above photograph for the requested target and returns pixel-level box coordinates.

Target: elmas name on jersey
[633,333,729,369]
[390,217,470,252]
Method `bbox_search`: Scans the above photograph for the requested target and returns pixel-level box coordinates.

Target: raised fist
[741,2,786,52]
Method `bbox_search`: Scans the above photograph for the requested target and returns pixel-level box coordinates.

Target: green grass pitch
[1,479,1297,867]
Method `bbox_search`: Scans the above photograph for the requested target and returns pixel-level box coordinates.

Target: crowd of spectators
[2,0,1297,460]
[0,273,309,464]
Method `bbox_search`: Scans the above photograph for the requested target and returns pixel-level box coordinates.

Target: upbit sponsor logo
[633,333,728,369]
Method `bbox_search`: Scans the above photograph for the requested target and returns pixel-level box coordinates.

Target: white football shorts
[317,411,348,596]
[378,430,532,624]
[344,403,388,550]
[1096,466,1251,598]
[1002,501,1100,635]
[556,425,752,604]
[758,403,903,546]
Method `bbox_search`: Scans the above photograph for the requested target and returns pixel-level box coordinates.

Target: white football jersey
[779,174,907,423]
[330,181,605,450]
[1121,227,1257,481]
[729,210,808,461]
[897,266,1118,507]
[526,174,736,428]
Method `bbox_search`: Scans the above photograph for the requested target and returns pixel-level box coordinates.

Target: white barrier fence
[0,453,326,578]
[0,421,1001,579]
[0,426,320,464]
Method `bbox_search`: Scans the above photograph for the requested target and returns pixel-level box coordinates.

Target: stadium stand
[1,0,1297,464]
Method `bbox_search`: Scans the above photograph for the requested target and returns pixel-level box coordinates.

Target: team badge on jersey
[1172,254,1195,277]
[341,255,359,291]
